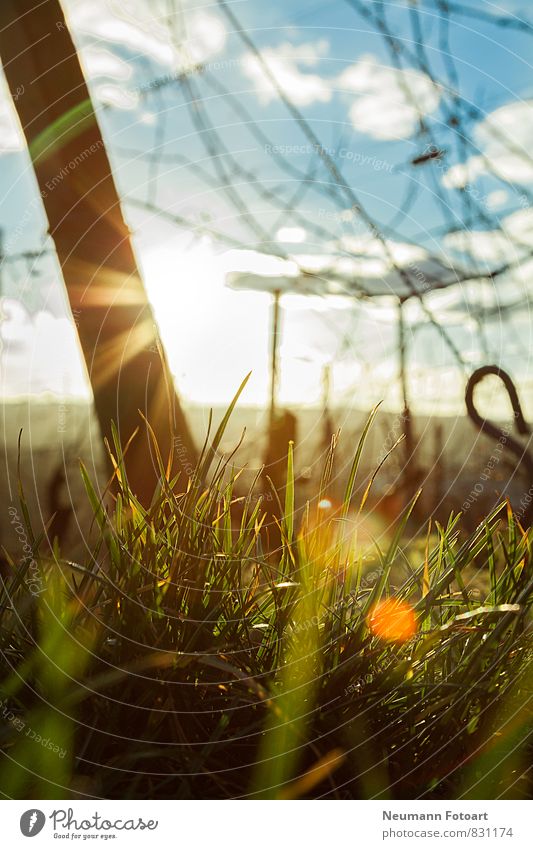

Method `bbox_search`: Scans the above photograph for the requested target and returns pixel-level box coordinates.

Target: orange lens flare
[367,598,416,642]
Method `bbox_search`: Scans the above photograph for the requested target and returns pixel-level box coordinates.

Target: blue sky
[1,0,533,415]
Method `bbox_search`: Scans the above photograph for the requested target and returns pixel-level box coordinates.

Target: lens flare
[367,598,416,642]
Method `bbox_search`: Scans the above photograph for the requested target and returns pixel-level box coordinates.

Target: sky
[1,0,533,416]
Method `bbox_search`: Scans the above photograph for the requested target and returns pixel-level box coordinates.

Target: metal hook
[465,365,533,525]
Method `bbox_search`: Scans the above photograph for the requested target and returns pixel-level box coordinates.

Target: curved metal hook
[465,365,533,524]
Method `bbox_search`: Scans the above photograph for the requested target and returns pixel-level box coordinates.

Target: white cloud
[224,239,465,300]
[242,40,331,107]
[504,206,533,241]
[290,247,463,298]
[276,226,307,243]
[444,229,511,265]
[94,84,139,110]
[444,207,533,266]
[337,54,440,140]
[64,0,226,71]
[0,71,25,154]
[441,155,485,189]
[139,111,157,125]
[337,234,428,265]
[222,248,298,280]
[476,101,533,181]
[0,300,88,397]
[442,101,533,187]
[81,47,133,81]
[183,11,226,66]
[486,189,509,210]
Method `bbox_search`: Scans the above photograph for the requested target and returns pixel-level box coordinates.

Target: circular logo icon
[20,810,46,837]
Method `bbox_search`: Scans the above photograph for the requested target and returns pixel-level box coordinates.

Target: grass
[0,385,532,800]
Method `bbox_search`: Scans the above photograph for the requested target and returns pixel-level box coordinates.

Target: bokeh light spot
[367,598,416,642]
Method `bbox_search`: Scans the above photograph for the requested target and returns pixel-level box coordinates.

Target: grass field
[1,385,532,799]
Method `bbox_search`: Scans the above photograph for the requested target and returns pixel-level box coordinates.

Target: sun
[141,236,220,324]
[139,237,272,405]
[139,237,337,407]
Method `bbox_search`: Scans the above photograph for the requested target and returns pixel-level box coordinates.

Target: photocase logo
[20,810,46,837]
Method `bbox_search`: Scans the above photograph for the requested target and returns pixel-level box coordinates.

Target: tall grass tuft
[0,394,531,799]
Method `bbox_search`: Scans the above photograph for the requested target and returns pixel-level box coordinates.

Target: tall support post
[269,289,282,429]
[0,0,197,504]
[398,298,415,482]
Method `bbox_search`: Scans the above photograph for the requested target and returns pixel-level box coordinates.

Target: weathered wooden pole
[0,0,197,504]
[268,289,282,429]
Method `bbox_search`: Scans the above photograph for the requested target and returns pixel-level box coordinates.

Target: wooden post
[398,298,416,491]
[269,289,281,429]
[0,0,197,504]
